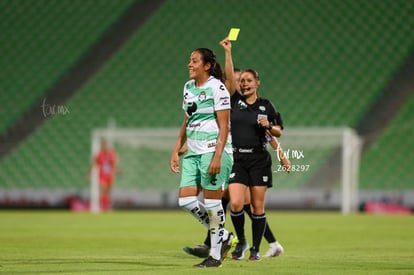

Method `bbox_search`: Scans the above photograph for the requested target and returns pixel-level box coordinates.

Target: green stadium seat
[0,0,412,196]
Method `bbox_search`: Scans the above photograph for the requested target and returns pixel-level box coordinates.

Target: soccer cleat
[183,244,210,258]
[193,256,222,268]
[231,235,239,249]
[222,234,238,261]
[220,232,234,260]
[231,240,249,260]
[248,246,261,261]
[264,241,284,257]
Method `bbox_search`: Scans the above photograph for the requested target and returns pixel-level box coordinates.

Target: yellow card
[228,28,240,41]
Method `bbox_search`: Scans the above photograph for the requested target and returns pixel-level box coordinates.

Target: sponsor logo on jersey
[207,141,217,148]
[188,122,201,128]
[221,100,230,106]
[238,148,253,153]
[186,102,198,116]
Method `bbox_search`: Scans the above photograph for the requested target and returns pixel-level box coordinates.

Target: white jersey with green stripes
[182,76,232,155]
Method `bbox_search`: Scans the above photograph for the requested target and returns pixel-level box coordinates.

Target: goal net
[90,126,362,214]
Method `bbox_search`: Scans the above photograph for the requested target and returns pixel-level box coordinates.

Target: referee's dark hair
[195,48,224,83]
[242,69,261,96]
[242,69,260,80]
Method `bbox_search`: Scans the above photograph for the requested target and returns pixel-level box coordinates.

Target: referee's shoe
[248,246,261,261]
[264,241,284,257]
[231,240,249,260]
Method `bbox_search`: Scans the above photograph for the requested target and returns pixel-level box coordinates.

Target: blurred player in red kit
[89,138,119,211]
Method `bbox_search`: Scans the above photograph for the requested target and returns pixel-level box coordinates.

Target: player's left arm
[210,83,231,175]
[178,143,188,156]
[209,108,230,175]
[170,114,188,174]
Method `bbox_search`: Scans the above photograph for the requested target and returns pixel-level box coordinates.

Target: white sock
[205,198,228,260]
[178,196,209,228]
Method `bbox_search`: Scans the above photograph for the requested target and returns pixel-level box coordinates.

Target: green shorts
[180,151,233,191]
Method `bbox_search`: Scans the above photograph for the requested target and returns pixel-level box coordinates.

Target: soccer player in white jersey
[170,47,234,268]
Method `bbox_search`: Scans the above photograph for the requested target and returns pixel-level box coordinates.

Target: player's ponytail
[195,48,224,83]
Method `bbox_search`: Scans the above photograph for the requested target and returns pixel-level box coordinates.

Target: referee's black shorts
[229,148,273,188]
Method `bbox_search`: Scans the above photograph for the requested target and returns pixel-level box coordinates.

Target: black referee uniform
[229,92,284,188]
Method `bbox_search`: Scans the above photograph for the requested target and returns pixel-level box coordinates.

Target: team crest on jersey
[237,100,247,109]
[263,176,268,182]
[259,106,266,112]
[198,91,207,101]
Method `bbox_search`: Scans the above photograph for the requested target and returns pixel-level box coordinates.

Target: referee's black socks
[230,209,246,243]
[251,213,266,251]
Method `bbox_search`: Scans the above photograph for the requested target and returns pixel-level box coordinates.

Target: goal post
[341,128,363,214]
[89,126,362,214]
[267,127,362,214]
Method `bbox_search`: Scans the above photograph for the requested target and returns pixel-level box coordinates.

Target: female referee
[220,38,284,260]
[223,42,284,261]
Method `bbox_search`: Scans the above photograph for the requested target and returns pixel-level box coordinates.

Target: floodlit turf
[0,210,413,274]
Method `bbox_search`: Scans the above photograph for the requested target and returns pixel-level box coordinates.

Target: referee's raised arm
[220,37,237,96]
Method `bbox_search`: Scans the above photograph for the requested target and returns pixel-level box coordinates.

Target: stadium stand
[0,0,413,208]
[0,0,136,133]
[360,91,414,190]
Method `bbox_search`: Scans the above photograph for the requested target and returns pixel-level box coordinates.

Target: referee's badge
[259,106,266,112]
[237,100,247,109]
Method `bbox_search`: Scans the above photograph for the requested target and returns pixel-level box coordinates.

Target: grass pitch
[0,210,413,274]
